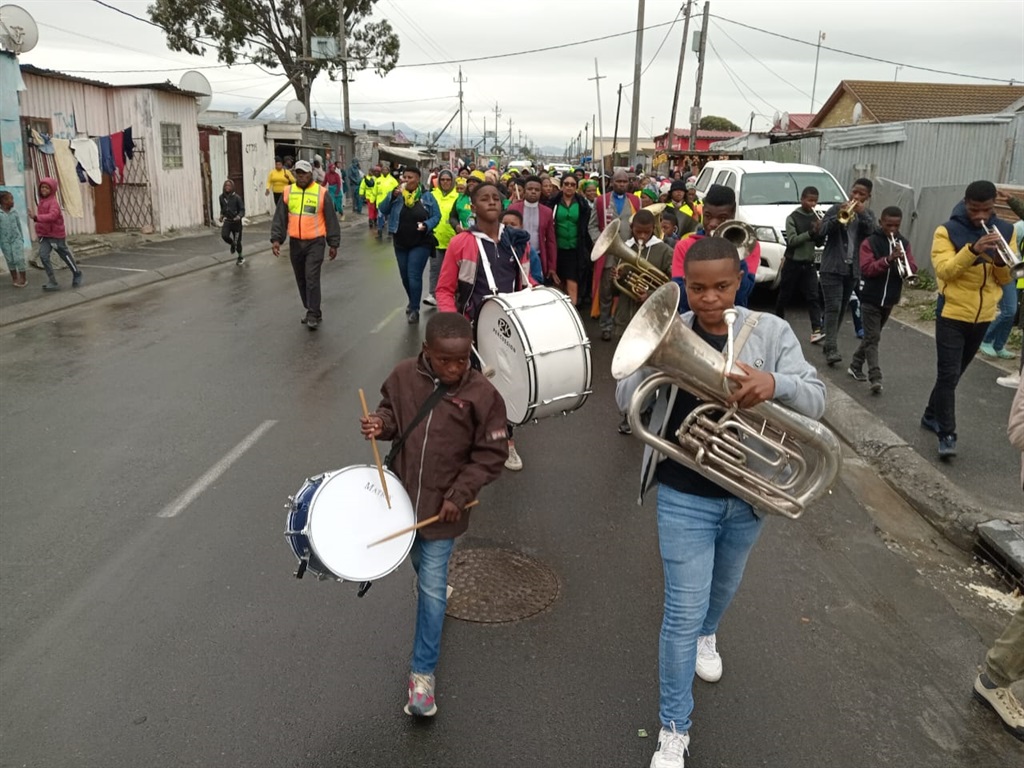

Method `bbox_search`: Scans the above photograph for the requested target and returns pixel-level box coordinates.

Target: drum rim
[306,464,416,582]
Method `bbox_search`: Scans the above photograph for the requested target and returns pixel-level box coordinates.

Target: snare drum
[476,286,592,425]
[285,465,415,582]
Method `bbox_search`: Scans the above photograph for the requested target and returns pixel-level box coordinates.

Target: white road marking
[77,264,150,272]
[371,305,407,334]
[157,420,278,518]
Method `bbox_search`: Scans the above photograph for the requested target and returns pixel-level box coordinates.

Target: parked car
[693,160,847,289]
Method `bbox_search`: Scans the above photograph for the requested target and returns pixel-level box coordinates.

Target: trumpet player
[819,178,876,366]
[922,180,1015,459]
[849,207,917,393]
[615,237,825,768]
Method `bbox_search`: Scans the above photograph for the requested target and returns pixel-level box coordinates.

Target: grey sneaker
[650,724,690,768]
[974,673,1024,741]
[42,281,60,292]
[404,672,437,717]
[938,434,957,458]
[71,271,83,288]
[847,366,867,382]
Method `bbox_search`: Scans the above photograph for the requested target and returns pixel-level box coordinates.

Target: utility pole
[338,0,351,132]
[589,59,602,179]
[611,83,623,160]
[628,0,646,169]
[667,0,693,169]
[508,117,513,154]
[454,66,467,152]
[810,31,826,113]
[688,1,710,151]
[300,0,311,126]
[494,102,502,152]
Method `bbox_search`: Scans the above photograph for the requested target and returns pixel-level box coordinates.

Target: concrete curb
[823,383,1019,556]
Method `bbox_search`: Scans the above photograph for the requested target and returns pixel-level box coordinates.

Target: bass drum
[285,465,415,582]
[476,286,592,425]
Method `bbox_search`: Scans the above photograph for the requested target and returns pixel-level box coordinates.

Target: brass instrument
[980,222,1024,279]
[591,218,669,301]
[888,233,917,286]
[612,282,842,519]
[813,209,824,221]
[837,200,859,226]
[710,219,758,263]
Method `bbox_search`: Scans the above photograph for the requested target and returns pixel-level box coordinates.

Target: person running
[219,179,245,265]
[28,176,82,292]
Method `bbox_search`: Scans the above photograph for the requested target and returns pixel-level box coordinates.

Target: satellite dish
[0,4,39,54]
[772,111,781,128]
[285,99,308,125]
[780,112,790,132]
[179,70,213,112]
[851,102,863,125]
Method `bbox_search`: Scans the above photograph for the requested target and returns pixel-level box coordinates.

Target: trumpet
[888,233,917,285]
[711,220,758,264]
[813,209,824,221]
[980,222,1024,278]
[837,200,859,226]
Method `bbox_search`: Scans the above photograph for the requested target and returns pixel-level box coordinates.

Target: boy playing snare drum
[360,312,508,717]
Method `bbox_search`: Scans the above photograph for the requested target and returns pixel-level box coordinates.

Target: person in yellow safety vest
[424,169,460,306]
[270,159,341,331]
[373,165,400,240]
[358,171,376,231]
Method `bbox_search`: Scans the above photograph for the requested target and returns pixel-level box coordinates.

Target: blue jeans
[409,536,454,675]
[394,244,432,313]
[656,484,765,732]
[983,281,1019,351]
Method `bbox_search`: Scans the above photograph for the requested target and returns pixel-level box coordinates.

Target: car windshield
[738,172,846,206]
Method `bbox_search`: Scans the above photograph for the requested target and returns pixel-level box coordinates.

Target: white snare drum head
[306,465,416,581]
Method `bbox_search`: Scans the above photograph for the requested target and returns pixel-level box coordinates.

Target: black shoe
[71,271,83,288]
[825,349,841,366]
[230,242,236,254]
[601,329,612,341]
[407,311,419,324]
[847,366,867,382]
[306,316,320,331]
[870,381,883,394]
[43,281,60,291]
[938,434,957,458]
[236,256,244,266]
[618,416,632,435]
[920,414,940,433]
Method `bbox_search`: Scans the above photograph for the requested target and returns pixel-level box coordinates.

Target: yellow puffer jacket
[931,225,1013,323]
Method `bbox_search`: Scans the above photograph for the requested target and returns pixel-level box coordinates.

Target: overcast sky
[14,0,1024,150]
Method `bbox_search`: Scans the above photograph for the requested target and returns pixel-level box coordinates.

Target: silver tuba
[710,220,758,263]
[612,282,841,519]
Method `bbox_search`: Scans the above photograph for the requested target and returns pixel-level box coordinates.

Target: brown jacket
[374,355,509,539]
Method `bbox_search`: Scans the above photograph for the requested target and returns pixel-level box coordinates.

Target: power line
[707,38,779,115]
[623,5,685,90]
[710,13,1020,84]
[710,19,812,100]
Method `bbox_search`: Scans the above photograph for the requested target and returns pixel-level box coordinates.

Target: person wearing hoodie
[219,179,245,265]
[775,186,825,342]
[28,176,82,291]
[922,180,1015,458]
[850,207,917,393]
[347,159,363,215]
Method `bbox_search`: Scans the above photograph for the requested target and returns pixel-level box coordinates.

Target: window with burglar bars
[161,123,183,169]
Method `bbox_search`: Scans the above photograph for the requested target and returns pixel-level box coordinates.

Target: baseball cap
[293,160,313,173]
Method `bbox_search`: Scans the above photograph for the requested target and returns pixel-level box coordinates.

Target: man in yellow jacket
[921,180,1015,457]
[374,164,399,241]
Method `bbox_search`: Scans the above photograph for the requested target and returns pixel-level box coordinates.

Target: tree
[148,0,400,124]
[699,115,742,132]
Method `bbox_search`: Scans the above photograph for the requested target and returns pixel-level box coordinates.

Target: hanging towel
[71,137,102,184]
[123,127,135,160]
[111,132,125,181]
[99,135,116,180]
[51,139,85,219]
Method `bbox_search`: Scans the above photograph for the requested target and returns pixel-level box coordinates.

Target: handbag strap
[384,382,447,468]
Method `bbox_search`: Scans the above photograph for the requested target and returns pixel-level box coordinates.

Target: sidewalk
[1,224,1021,583]
[0,213,367,327]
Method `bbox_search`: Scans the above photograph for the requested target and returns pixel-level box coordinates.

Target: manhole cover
[442,547,559,623]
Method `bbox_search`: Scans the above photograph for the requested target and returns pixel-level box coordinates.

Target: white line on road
[371,305,408,334]
[78,264,151,272]
[157,420,278,518]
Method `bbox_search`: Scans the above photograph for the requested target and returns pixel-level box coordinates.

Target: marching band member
[616,237,825,768]
[922,180,1015,458]
[818,178,876,366]
[775,186,825,343]
[849,206,917,393]
[360,312,509,719]
[590,170,640,340]
[436,182,536,471]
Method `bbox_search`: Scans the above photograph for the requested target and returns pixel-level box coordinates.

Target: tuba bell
[591,218,670,302]
[710,220,758,263]
[612,282,842,519]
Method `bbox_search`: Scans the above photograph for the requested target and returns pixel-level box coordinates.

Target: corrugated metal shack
[743,111,1024,269]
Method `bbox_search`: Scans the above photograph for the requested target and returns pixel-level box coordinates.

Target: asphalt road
[1,228,1021,768]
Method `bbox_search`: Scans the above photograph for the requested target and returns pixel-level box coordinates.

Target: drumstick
[359,388,391,509]
[367,500,480,548]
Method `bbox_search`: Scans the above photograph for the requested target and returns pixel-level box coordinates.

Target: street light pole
[810,31,825,113]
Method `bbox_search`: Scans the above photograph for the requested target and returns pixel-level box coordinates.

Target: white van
[693,160,847,289]
[507,159,535,173]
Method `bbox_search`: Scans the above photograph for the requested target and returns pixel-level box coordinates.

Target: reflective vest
[284,183,328,240]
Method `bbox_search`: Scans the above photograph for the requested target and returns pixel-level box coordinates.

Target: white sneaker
[695,634,723,682]
[974,673,1024,740]
[997,372,1021,389]
[505,441,523,471]
[650,724,689,768]
[422,295,437,306]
